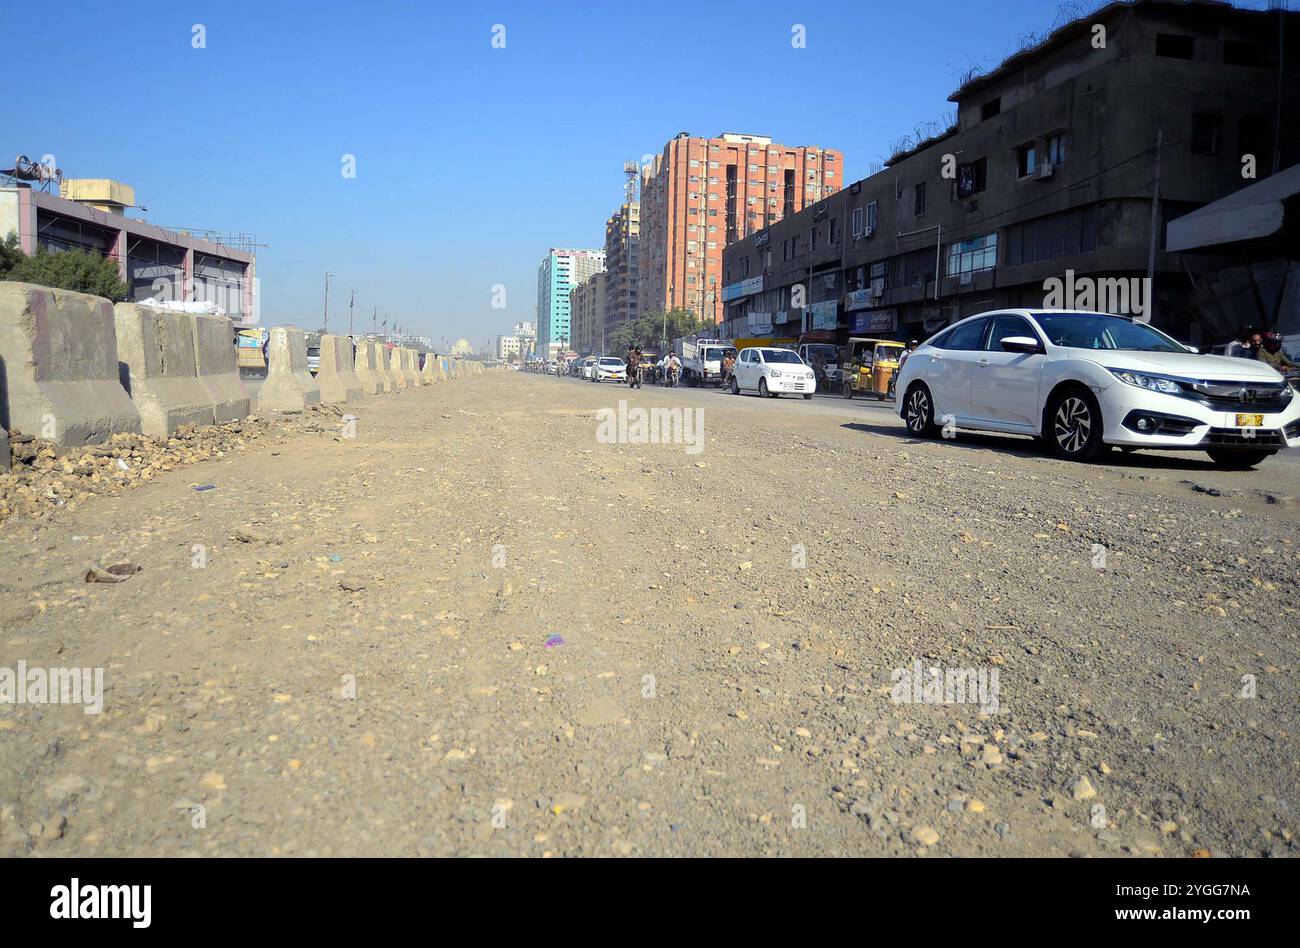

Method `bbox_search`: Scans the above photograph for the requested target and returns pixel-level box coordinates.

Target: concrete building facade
[0,183,257,322]
[536,248,605,359]
[570,271,608,356]
[603,202,639,343]
[639,132,844,325]
[720,0,1300,349]
[496,334,521,360]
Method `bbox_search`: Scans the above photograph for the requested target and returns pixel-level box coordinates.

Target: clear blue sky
[5,0,1273,349]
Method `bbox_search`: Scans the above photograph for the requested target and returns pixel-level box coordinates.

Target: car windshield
[599,358,624,366]
[1033,313,1184,352]
[761,349,802,364]
[805,345,838,361]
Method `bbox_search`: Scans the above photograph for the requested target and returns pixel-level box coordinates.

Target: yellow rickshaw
[842,337,906,400]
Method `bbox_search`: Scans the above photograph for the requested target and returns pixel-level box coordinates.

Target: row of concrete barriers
[0,282,484,450]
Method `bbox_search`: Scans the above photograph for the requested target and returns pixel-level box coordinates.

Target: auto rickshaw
[842,337,906,400]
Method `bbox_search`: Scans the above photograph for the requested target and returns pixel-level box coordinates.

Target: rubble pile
[0,403,349,527]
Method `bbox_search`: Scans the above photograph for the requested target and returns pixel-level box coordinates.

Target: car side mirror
[1183,344,1199,353]
[1001,336,1043,354]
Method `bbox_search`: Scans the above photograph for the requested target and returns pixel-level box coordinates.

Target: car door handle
[977,358,990,367]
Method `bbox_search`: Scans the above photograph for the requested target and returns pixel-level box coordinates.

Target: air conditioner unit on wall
[1034,162,1055,180]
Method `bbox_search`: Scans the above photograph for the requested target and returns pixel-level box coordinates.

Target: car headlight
[769,369,783,378]
[1108,368,1183,394]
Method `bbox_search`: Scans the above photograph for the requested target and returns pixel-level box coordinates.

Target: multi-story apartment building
[721,0,1300,350]
[496,334,521,361]
[604,202,639,342]
[536,248,605,359]
[639,132,844,325]
[570,271,608,356]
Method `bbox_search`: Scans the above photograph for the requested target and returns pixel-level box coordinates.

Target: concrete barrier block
[257,326,321,412]
[354,339,388,395]
[316,334,363,404]
[404,349,425,387]
[420,352,438,384]
[114,303,217,438]
[390,346,408,389]
[374,343,392,390]
[189,312,251,423]
[0,282,142,447]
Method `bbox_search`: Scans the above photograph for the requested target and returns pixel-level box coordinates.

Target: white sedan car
[590,356,627,383]
[895,309,1300,468]
[579,357,597,380]
[730,347,816,399]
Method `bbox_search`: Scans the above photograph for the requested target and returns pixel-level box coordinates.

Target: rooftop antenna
[623,160,639,203]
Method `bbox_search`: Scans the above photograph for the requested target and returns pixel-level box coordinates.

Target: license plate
[1236,413,1263,427]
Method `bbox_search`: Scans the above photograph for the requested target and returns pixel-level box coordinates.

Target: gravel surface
[1,370,1297,856]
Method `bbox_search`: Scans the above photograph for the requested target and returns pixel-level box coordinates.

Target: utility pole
[372,306,377,335]
[349,289,355,335]
[323,272,333,332]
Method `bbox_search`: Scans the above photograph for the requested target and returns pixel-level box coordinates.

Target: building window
[829,217,838,243]
[851,206,863,236]
[810,226,818,251]
[1156,33,1194,59]
[957,157,987,197]
[980,98,1001,121]
[1046,133,1066,166]
[741,257,750,277]
[1191,113,1222,155]
[1016,143,1037,178]
[865,201,877,234]
[914,182,926,217]
[946,233,998,276]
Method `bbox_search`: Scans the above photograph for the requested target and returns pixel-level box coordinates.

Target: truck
[673,335,736,386]
[797,341,843,391]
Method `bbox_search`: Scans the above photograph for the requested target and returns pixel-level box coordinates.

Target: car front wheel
[904,383,940,438]
[1046,387,1107,461]
[1206,448,1276,469]
[730,377,740,395]
[758,378,770,398]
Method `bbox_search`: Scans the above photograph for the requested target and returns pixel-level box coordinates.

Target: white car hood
[1067,348,1284,383]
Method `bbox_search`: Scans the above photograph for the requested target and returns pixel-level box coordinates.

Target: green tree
[608,308,705,353]
[1,242,130,301]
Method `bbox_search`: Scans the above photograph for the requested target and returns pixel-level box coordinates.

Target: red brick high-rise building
[638,132,844,325]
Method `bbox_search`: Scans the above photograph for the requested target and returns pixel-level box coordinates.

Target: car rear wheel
[1206,448,1276,469]
[904,383,940,438]
[1046,387,1107,461]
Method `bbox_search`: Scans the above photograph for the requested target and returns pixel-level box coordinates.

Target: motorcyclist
[1225,327,1254,359]
[1256,332,1296,373]
[897,339,919,371]
[665,353,681,388]
[627,346,642,388]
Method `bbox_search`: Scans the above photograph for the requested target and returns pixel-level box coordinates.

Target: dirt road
[2,371,1297,856]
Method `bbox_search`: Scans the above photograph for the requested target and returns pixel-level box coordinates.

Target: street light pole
[349,289,355,336]
[323,272,333,332]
